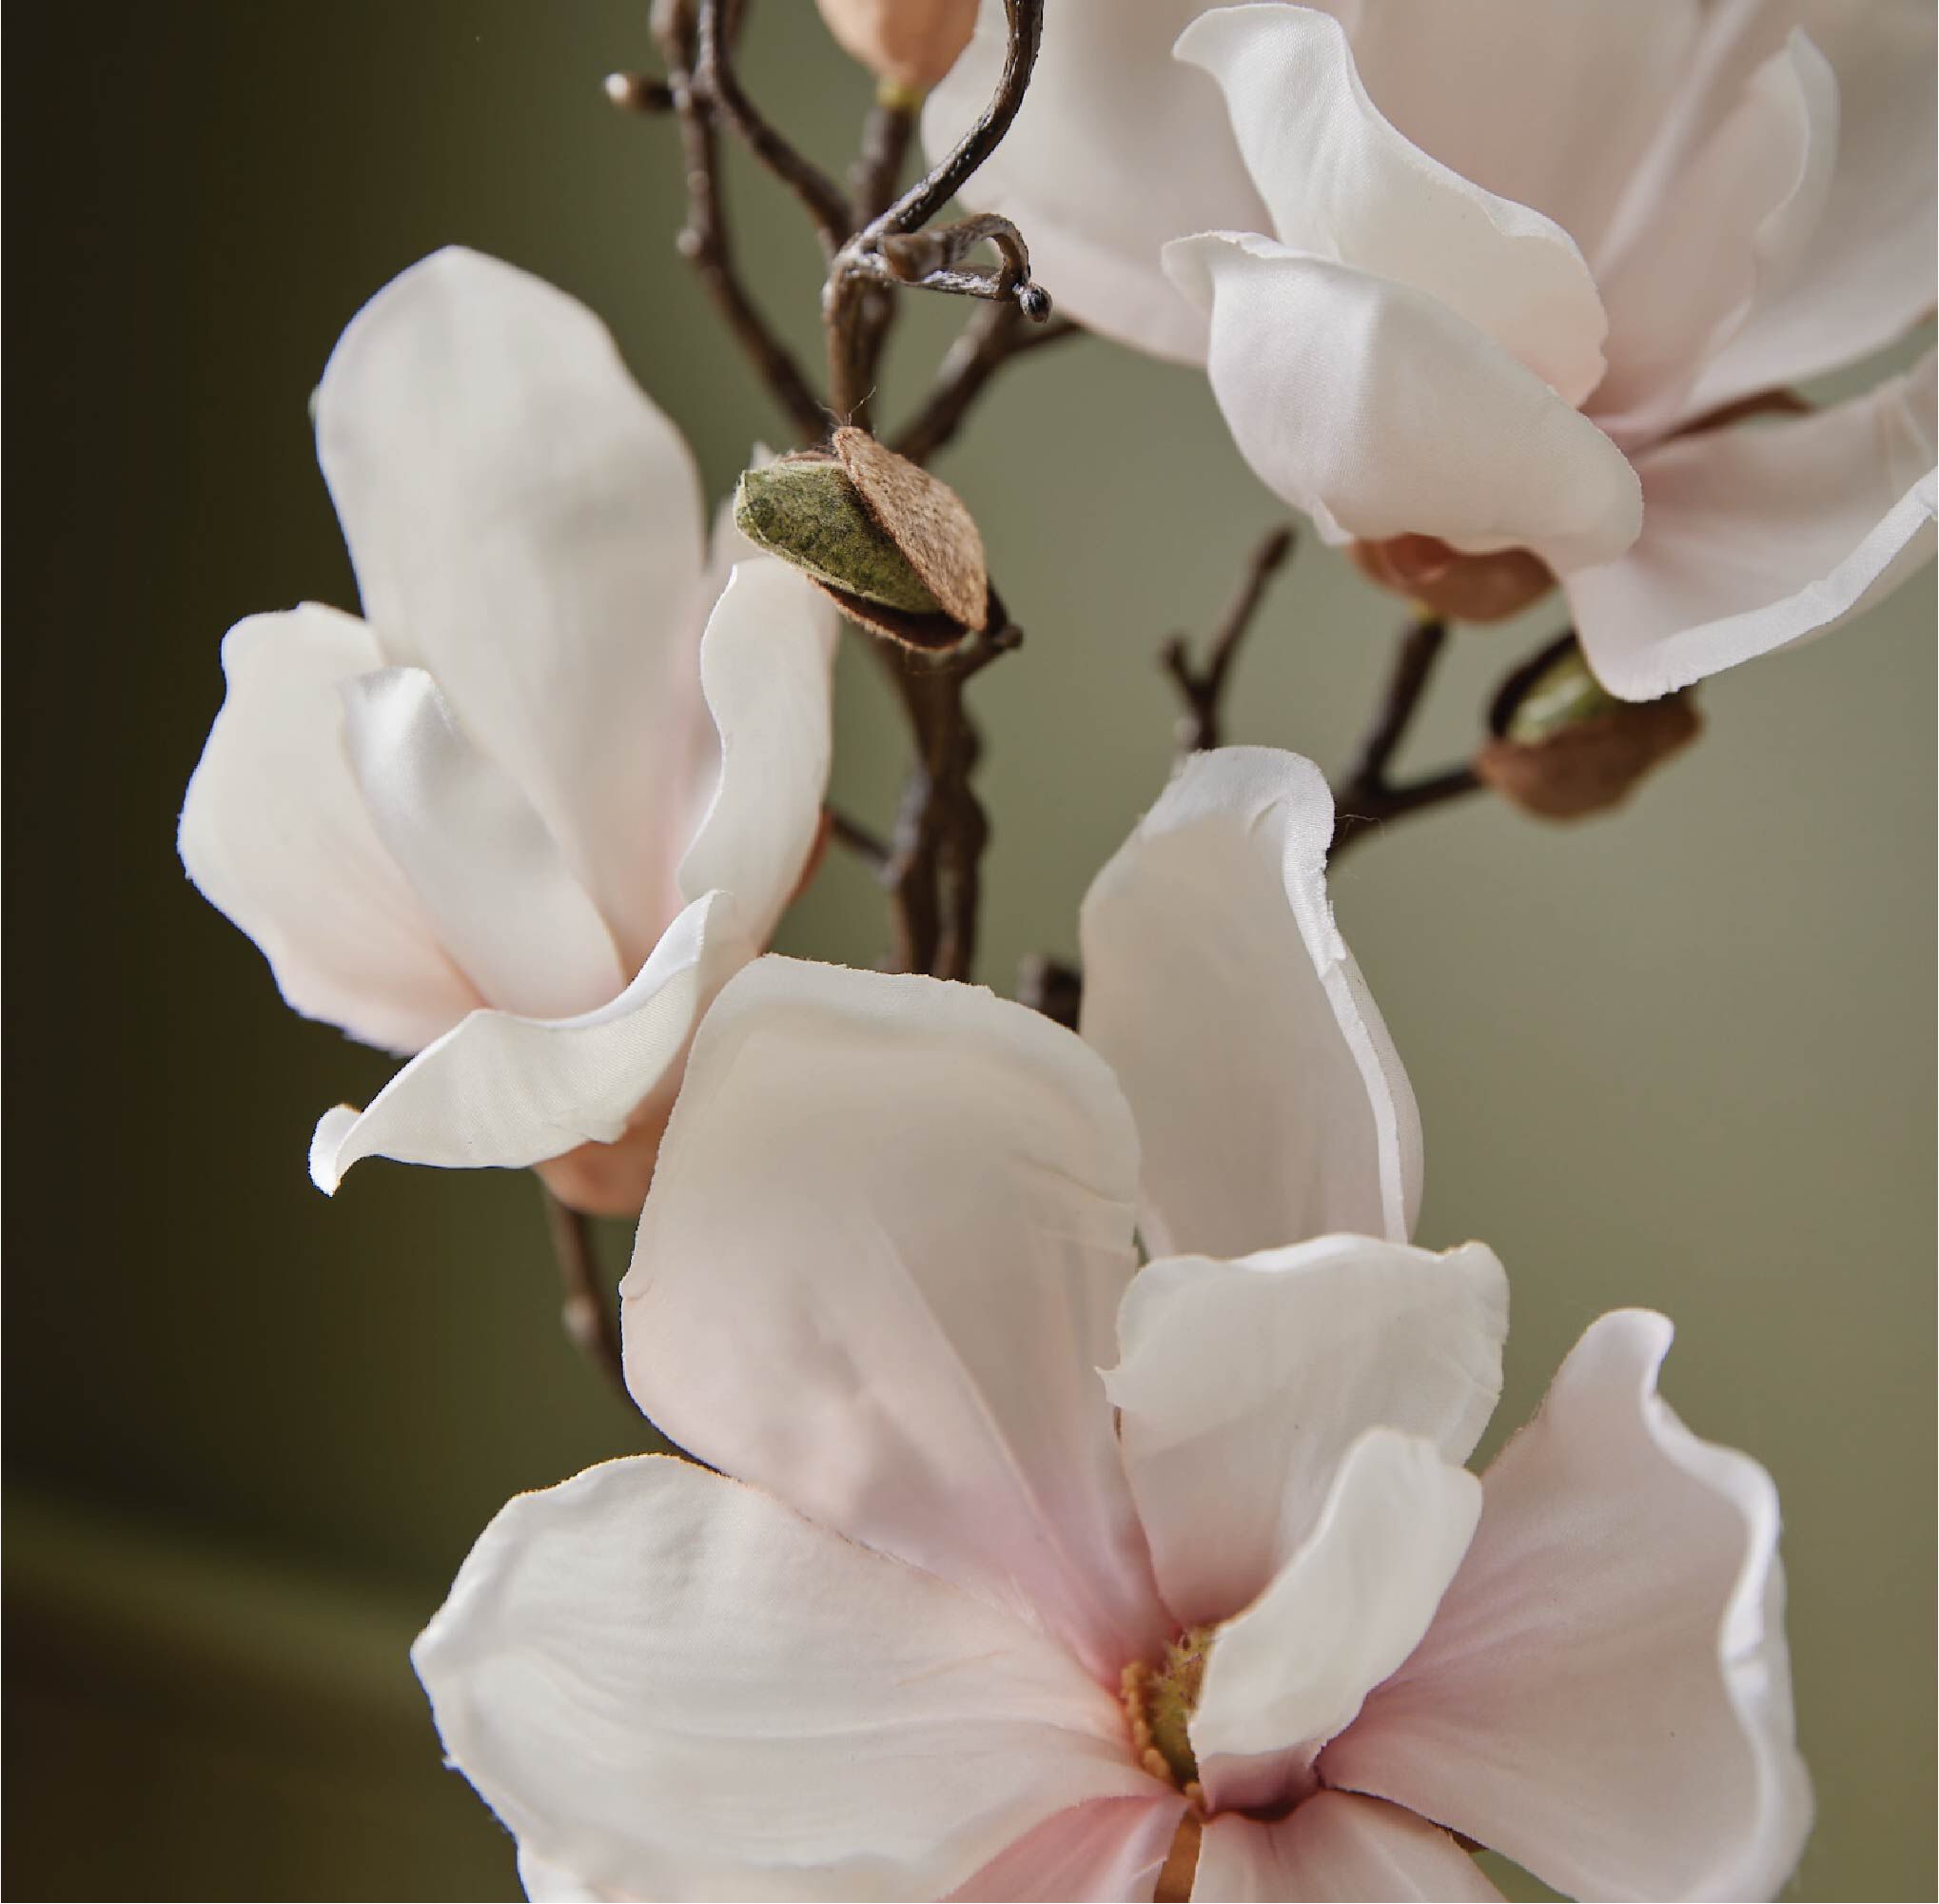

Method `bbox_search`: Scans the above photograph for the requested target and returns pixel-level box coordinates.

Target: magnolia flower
[415,750,1807,1901]
[929,1,1936,699]
[178,248,836,1214]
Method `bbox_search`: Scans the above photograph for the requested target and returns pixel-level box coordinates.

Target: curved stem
[540,1186,628,1400]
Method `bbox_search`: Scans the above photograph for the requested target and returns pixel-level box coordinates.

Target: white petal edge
[675,557,838,940]
[316,246,709,965]
[1322,1310,1812,1903]
[1193,1796,1504,1903]
[1079,747,1420,1261]
[178,606,479,1055]
[416,1456,1160,1903]
[621,954,1167,1685]
[339,668,625,1019]
[1107,1236,1506,1628]
[1177,5,1608,405]
[1569,350,1937,698]
[308,890,751,1193]
[1165,235,1642,574]
[1189,1428,1481,1817]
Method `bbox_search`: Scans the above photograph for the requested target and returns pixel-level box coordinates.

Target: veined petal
[621,956,1167,1684]
[1178,6,1607,404]
[309,891,751,1194]
[1323,1312,1812,1903]
[316,247,708,966]
[948,1796,1186,1903]
[1107,1238,1506,1627]
[1594,31,1837,438]
[178,606,478,1055]
[1194,1797,1503,1903]
[922,0,1265,363]
[416,1457,1157,1903]
[1078,748,1420,1260]
[1165,236,1642,574]
[1688,1,1937,409]
[339,668,626,1019]
[1568,350,1937,698]
[675,558,838,942]
[1190,1430,1480,1816]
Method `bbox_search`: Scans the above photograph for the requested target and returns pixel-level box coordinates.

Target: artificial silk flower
[178,247,837,1214]
[927,0,1937,700]
[414,750,1808,1902]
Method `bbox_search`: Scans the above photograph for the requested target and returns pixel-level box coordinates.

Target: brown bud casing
[734,427,990,652]
[1351,535,1556,624]
[814,0,978,96]
[1478,696,1702,819]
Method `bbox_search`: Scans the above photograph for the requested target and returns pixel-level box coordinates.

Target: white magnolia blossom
[179,247,837,1213]
[414,750,1808,1902]
[929,0,1937,700]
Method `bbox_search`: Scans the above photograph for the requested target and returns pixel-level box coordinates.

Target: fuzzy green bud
[734,458,942,617]
[1505,645,1620,744]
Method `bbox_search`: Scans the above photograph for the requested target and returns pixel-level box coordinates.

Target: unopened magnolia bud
[1479,643,1701,820]
[814,0,978,97]
[736,458,942,615]
[734,427,989,651]
[1503,645,1619,744]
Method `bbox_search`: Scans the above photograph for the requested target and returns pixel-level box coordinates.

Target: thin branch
[846,98,919,425]
[826,0,1048,419]
[828,805,891,875]
[1017,953,1083,1030]
[871,0,1045,238]
[695,0,852,250]
[654,2,828,444]
[1328,615,1483,857]
[1161,524,1298,755]
[540,1186,628,1400]
[893,305,1079,464]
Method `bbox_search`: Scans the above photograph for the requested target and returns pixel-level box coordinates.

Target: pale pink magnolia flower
[415,751,1807,1902]
[928,1,1936,699]
[179,248,837,1214]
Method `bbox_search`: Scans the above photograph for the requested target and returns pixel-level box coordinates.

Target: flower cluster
[178,2,1934,1897]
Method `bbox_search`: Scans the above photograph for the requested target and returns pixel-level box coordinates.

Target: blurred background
[4,5,1931,1898]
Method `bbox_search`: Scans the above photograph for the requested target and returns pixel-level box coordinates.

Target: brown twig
[653,1,828,444]
[694,0,852,250]
[1328,617,1482,857]
[828,805,891,875]
[845,99,919,432]
[892,304,1080,465]
[1161,525,1298,755]
[1017,952,1083,1029]
[877,614,1022,979]
[540,1186,628,1400]
[826,0,1048,420]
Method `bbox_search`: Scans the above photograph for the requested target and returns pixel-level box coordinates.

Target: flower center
[1120,1625,1215,1801]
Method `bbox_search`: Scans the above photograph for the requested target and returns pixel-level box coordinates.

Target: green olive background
[5,5,1931,1898]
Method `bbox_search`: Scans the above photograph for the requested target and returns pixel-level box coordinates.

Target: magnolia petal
[516,1846,622,1904]
[921,0,1264,363]
[339,668,626,1019]
[1294,0,1709,269]
[1165,235,1641,573]
[1194,1798,1503,1904]
[1107,1237,1507,1627]
[416,1457,1157,1904]
[1688,0,1938,410]
[675,559,838,942]
[1568,351,1937,698]
[1178,6,1607,404]
[621,956,1166,1683]
[1079,749,1420,1260]
[309,891,751,1194]
[316,247,708,966]
[1594,32,1836,437]
[1323,1311,1812,1903]
[178,606,479,1055]
[1190,1430,1480,1816]
[948,1796,1187,1904]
